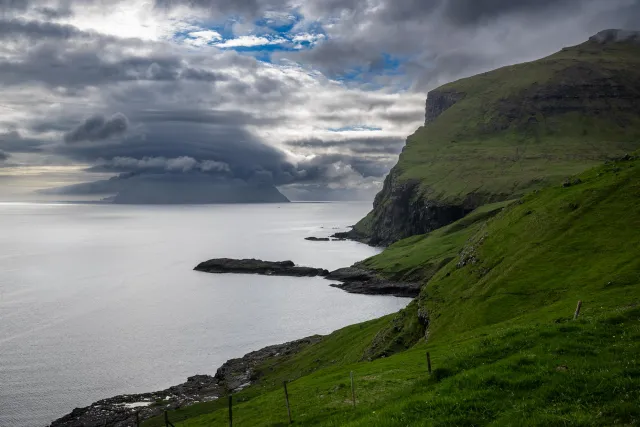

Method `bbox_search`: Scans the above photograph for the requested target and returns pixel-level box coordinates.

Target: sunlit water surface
[0,202,409,427]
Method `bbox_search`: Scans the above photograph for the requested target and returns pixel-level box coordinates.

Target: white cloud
[96,157,231,173]
[184,30,223,47]
[215,35,287,48]
[292,33,326,43]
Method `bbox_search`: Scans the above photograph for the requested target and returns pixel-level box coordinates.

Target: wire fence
[147,301,584,427]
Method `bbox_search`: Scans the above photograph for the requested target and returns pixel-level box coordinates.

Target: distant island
[41,173,290,204]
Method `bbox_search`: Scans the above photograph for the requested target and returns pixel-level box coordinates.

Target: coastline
[50,336,324,427]
[51,255,414,426]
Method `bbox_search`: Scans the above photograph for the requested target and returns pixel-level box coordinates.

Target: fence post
[574,300,583,320]
[228,394,233,427]
[164,411,175,427]
[135,411,140,427]
[350,371,356,408]
[283,380,292,424]
[427,352,432,375]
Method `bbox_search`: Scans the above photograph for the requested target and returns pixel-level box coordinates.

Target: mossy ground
[144,156,640,426]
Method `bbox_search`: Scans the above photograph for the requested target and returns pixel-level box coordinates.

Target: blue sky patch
[328,125,383,132]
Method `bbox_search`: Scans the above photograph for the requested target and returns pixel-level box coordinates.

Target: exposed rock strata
[425,89,465,124]
[326,267,420,298]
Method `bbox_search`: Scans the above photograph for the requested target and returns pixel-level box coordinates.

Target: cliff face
[352,32,640,246]
[424,89,465,124]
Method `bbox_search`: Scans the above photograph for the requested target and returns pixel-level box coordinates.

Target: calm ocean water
[0,202,409,427]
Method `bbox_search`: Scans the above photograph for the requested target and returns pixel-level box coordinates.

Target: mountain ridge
[351,30,640,245]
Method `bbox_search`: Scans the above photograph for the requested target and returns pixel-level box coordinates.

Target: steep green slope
[353,31,640,245]
[147,154,640,427]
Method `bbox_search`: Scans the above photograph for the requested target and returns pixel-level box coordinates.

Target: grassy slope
[396,41,640,203]
[147,156,640,426]
[358,200,514,281]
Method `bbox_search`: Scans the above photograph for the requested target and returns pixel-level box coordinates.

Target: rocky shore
[50,336,323,427]
[194,258,420,298]
[326,267,420,298]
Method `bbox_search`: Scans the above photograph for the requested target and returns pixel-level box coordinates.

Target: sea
[0,202,410,427]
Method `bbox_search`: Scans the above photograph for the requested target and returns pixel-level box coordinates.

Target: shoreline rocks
[194,258,329,277]
[194,258,420,298]
[305,237,331,241]
[50,337,323,427]
[326,267,421,298]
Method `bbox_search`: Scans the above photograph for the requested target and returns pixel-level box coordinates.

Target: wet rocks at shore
[326,267,421,298]
[50,337,323,427]
[194,258,329,277]
[50,375,221,427]
[305,236,331,241]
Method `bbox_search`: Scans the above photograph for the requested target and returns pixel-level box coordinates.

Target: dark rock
[330,232,352,240]
[194,258,329,277]
[325,267,420,298]
[348,170,494,246]
[425,89,466,124]
[589,29,640,44]
[305,237,330,242]
[213,336,322,392]
[50,337,322,427]
[50,375,221,427]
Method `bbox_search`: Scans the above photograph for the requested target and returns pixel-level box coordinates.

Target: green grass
[358,200,514,282]
[145,156,640,426]
[158,307,640,427]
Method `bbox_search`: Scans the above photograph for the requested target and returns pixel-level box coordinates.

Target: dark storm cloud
[286,136,405,155]
[0,18,82,40]
[443,0,579,25]
[135,109,282,126]
[55,121,305,185]
[64,113,129,143]
[0,43,228,88]
[0,19,229,88]
[0,150,10,161]
[0,131,46,153]
[153,0,289,17]
[281,0,640,90]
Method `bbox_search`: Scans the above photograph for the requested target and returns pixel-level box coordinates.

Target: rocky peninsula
[194,258,420,298]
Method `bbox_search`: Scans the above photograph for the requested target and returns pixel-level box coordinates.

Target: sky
[0,0,639,201]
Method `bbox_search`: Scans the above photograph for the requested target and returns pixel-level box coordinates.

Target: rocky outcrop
[213,336,323,392]
[305,237,331,242]
[50,337,322,427]
[325,267,420,298]
[194,259,329,277]
[590,29,640,44]
[347,168,495,246]
[425,89,465,124]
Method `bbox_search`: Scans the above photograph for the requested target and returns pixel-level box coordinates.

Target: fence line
[157,302,583,427]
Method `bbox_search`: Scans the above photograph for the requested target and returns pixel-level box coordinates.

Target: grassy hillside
[145,155,640,426]
[400,40,640,202]
[352,36,640,245]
